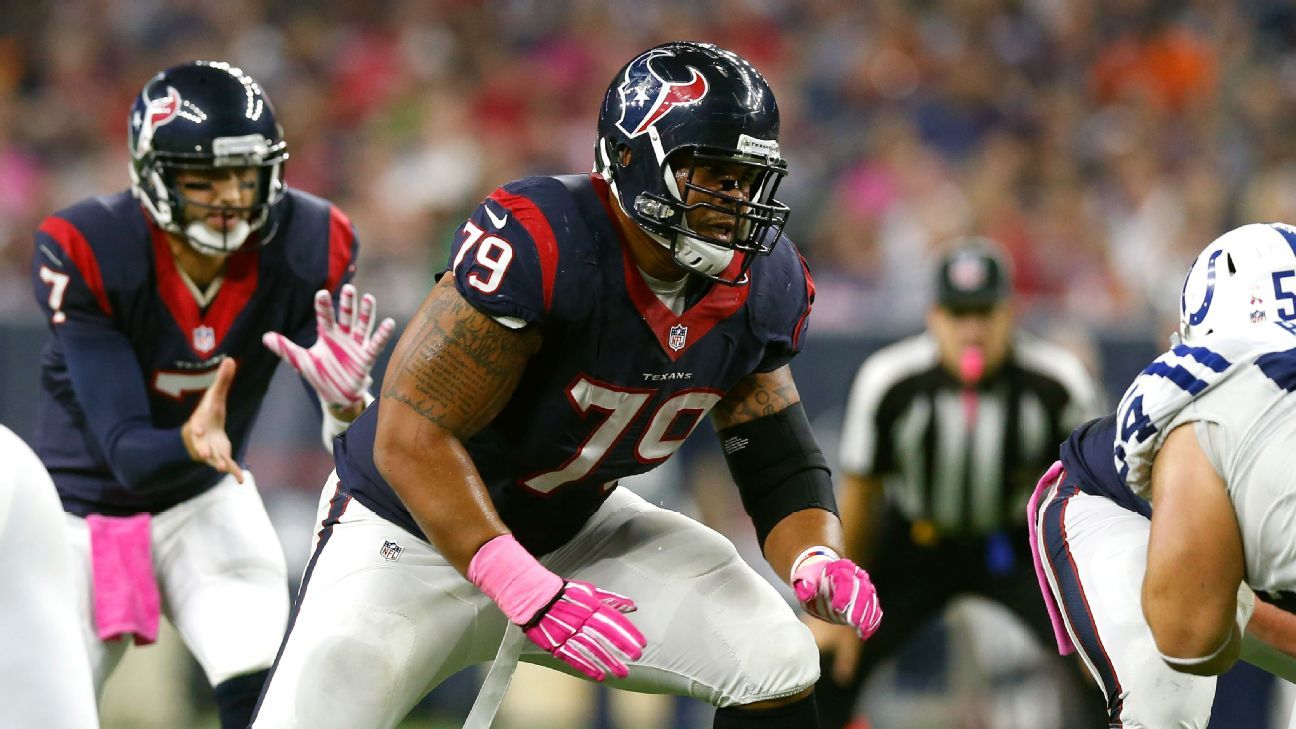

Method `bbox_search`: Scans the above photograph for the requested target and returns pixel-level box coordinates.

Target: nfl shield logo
[668,323,688,352]
[379,540,403,562]
[193,325,216,354]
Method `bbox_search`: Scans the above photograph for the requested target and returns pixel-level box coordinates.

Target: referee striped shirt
[838,332,1103,536]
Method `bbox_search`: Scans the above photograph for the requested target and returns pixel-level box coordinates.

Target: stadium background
[2,0,1296,726]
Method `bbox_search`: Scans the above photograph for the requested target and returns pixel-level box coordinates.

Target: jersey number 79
[454,221,514,294]
[523,377,722,494]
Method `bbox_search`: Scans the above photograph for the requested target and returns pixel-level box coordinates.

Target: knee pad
[721,617,819,706]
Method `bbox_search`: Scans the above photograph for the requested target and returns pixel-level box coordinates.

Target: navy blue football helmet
[595,42,790,285]
[128,61,288,255]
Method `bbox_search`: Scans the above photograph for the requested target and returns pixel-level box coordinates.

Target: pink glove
[792,547,883,640]
[262,284,395,408]
[468,535,647,682]
[522,580,646,681]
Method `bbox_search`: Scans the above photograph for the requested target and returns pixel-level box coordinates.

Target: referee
[812,238,1107,729]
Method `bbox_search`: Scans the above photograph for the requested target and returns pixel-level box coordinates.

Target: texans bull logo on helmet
[148,87,181,128]
[614,49,710,139]
[134,86,182,154]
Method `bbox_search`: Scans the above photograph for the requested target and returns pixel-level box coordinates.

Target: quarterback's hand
[262,284,395,411]
[182,358,244,484]
[522,581,647,682]
[792,549,883,640]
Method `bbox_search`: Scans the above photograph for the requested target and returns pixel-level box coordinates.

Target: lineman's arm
[1143,423,1248,676]
[711,366,882,638]
[710,366,842,576]
[377,275,645,681]
[374,274,540,573]
[807,472,885,681]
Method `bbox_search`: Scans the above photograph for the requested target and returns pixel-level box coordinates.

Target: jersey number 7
[38,265,70,324]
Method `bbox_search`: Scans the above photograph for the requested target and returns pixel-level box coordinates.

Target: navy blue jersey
[1058,414,1151,518]
[337,174,814,554]
[32,189,358,515]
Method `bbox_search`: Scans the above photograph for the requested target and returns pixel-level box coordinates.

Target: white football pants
[253,473,819,729]
[0,425,99,729]
[64,471,290,692]
[1033,472,1216,728]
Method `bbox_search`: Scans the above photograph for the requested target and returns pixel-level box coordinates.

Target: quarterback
[31,61,391,728]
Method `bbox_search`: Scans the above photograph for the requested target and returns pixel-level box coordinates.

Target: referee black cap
[935,237,1013,313]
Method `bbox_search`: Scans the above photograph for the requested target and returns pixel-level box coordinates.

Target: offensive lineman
[30,61,392,728]
[254,42,881,729]
[1030,223,1296,726]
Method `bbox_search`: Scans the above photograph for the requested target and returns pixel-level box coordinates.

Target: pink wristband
[466,534,563,625]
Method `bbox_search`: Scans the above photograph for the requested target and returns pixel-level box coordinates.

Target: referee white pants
[63,471,290,693]
[0,426,98,729]
[253,473,819,729]
[1033,473,1216,728]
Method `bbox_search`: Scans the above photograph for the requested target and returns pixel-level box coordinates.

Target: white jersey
[1114,329,1296,596]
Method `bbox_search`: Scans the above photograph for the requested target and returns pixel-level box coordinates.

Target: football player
[30,61,392,729]
[1029,223,1296,727]
[0,425,98,729]
[252,42,881,729]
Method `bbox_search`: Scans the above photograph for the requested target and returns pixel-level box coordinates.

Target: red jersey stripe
[326,206,356,293]
[489,188,558,314]
[792,253,815,350]
[39,217,113,316]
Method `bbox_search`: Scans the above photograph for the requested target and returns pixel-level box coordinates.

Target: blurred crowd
[5,0,1296,336]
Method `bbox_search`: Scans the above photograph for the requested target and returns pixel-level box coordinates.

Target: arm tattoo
[382,277,540,437]
[711,365,802,428]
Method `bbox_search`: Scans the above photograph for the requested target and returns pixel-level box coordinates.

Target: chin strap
[667,231,734,277]
[184,219,252,254]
